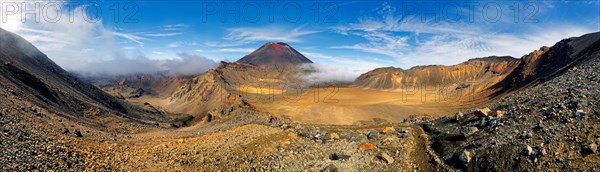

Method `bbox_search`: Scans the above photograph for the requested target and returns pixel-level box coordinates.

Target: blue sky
[1,0,599,76]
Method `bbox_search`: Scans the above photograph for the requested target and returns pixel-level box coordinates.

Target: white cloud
[299,63,365,85]
[0,1,217,76]
[0,1,147,68]
[73,53,217,76]
[331,2,597,68]
[297,51,394,85]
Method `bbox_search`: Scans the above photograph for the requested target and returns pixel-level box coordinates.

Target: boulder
[328,133,340,140]
[280,124,289,129]
[493,110,505,117]
[581,143,597,154]
[359,143,376,151]
[455,112,464,121]
[458,150,473,165]
[381,127,395,133]
[74,129,83,137]
[329,153,351,161]
[398,128,408,133]
[534,124,544,131]
[574,110,586,117]
[460,127,479,138]
[523,145,533,156]
[367,131,378,139]
[378,152,394,164]
[474,108,491,118]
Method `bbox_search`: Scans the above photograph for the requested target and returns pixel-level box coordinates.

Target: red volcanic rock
[359,143,376,151]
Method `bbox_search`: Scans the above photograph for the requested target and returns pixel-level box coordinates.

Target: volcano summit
[237,42,313,66]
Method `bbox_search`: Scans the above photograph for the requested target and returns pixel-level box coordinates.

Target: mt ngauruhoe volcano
[237,42,313,66]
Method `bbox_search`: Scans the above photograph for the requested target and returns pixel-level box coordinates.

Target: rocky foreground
[0,91,439,171]
[427,53,600,171]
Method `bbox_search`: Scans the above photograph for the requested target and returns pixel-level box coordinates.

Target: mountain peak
[237,42,313,66]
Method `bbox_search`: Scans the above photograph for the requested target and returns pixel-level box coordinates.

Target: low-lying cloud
[73,53,217,77]
[299,63,365,85]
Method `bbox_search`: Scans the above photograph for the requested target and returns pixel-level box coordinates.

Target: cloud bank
[1,1,210,77]
[299,63,364,86]
[73,53,217,77]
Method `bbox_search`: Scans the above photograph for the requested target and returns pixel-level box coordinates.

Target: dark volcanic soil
[426,45,600,171]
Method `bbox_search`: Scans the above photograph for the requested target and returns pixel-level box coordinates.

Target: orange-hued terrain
[1,27,599,171]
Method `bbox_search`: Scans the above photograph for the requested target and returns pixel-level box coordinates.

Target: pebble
[74,129,83,137]
[523,145,533,156]
[581,143,597,154]
[359,143,376,151]
[367,131,378,139]
[460,127,479,138]
[378,152,394,164]
[329,153,351,161]
[381,127,395,133]
[474,108,491,118]
[458,150,473,165]
[328,133,340,140]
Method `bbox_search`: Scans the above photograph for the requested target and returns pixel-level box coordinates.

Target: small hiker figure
[268,116,279,123]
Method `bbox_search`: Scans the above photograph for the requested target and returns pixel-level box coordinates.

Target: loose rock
[381,127,395,133]
[493,110,505,117]
[74,129,83,137]
[574,110,586,117]
[474,108,491,118]
[458,150,473,165]
[329,153,351,161]
[581,143,597,154]
[367,131,378,139]
[523,145,533,156]
[359,143,376,151]
[378,152,394,164]
[328,133,340,140]
[460,127,479,138]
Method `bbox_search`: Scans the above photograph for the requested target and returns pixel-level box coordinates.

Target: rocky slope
[426,32,600,171]
[0,28,167,126]
[165,61,306,126]
[353,56,520,102]
[490,32,600,97]
[89,73,193,100]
